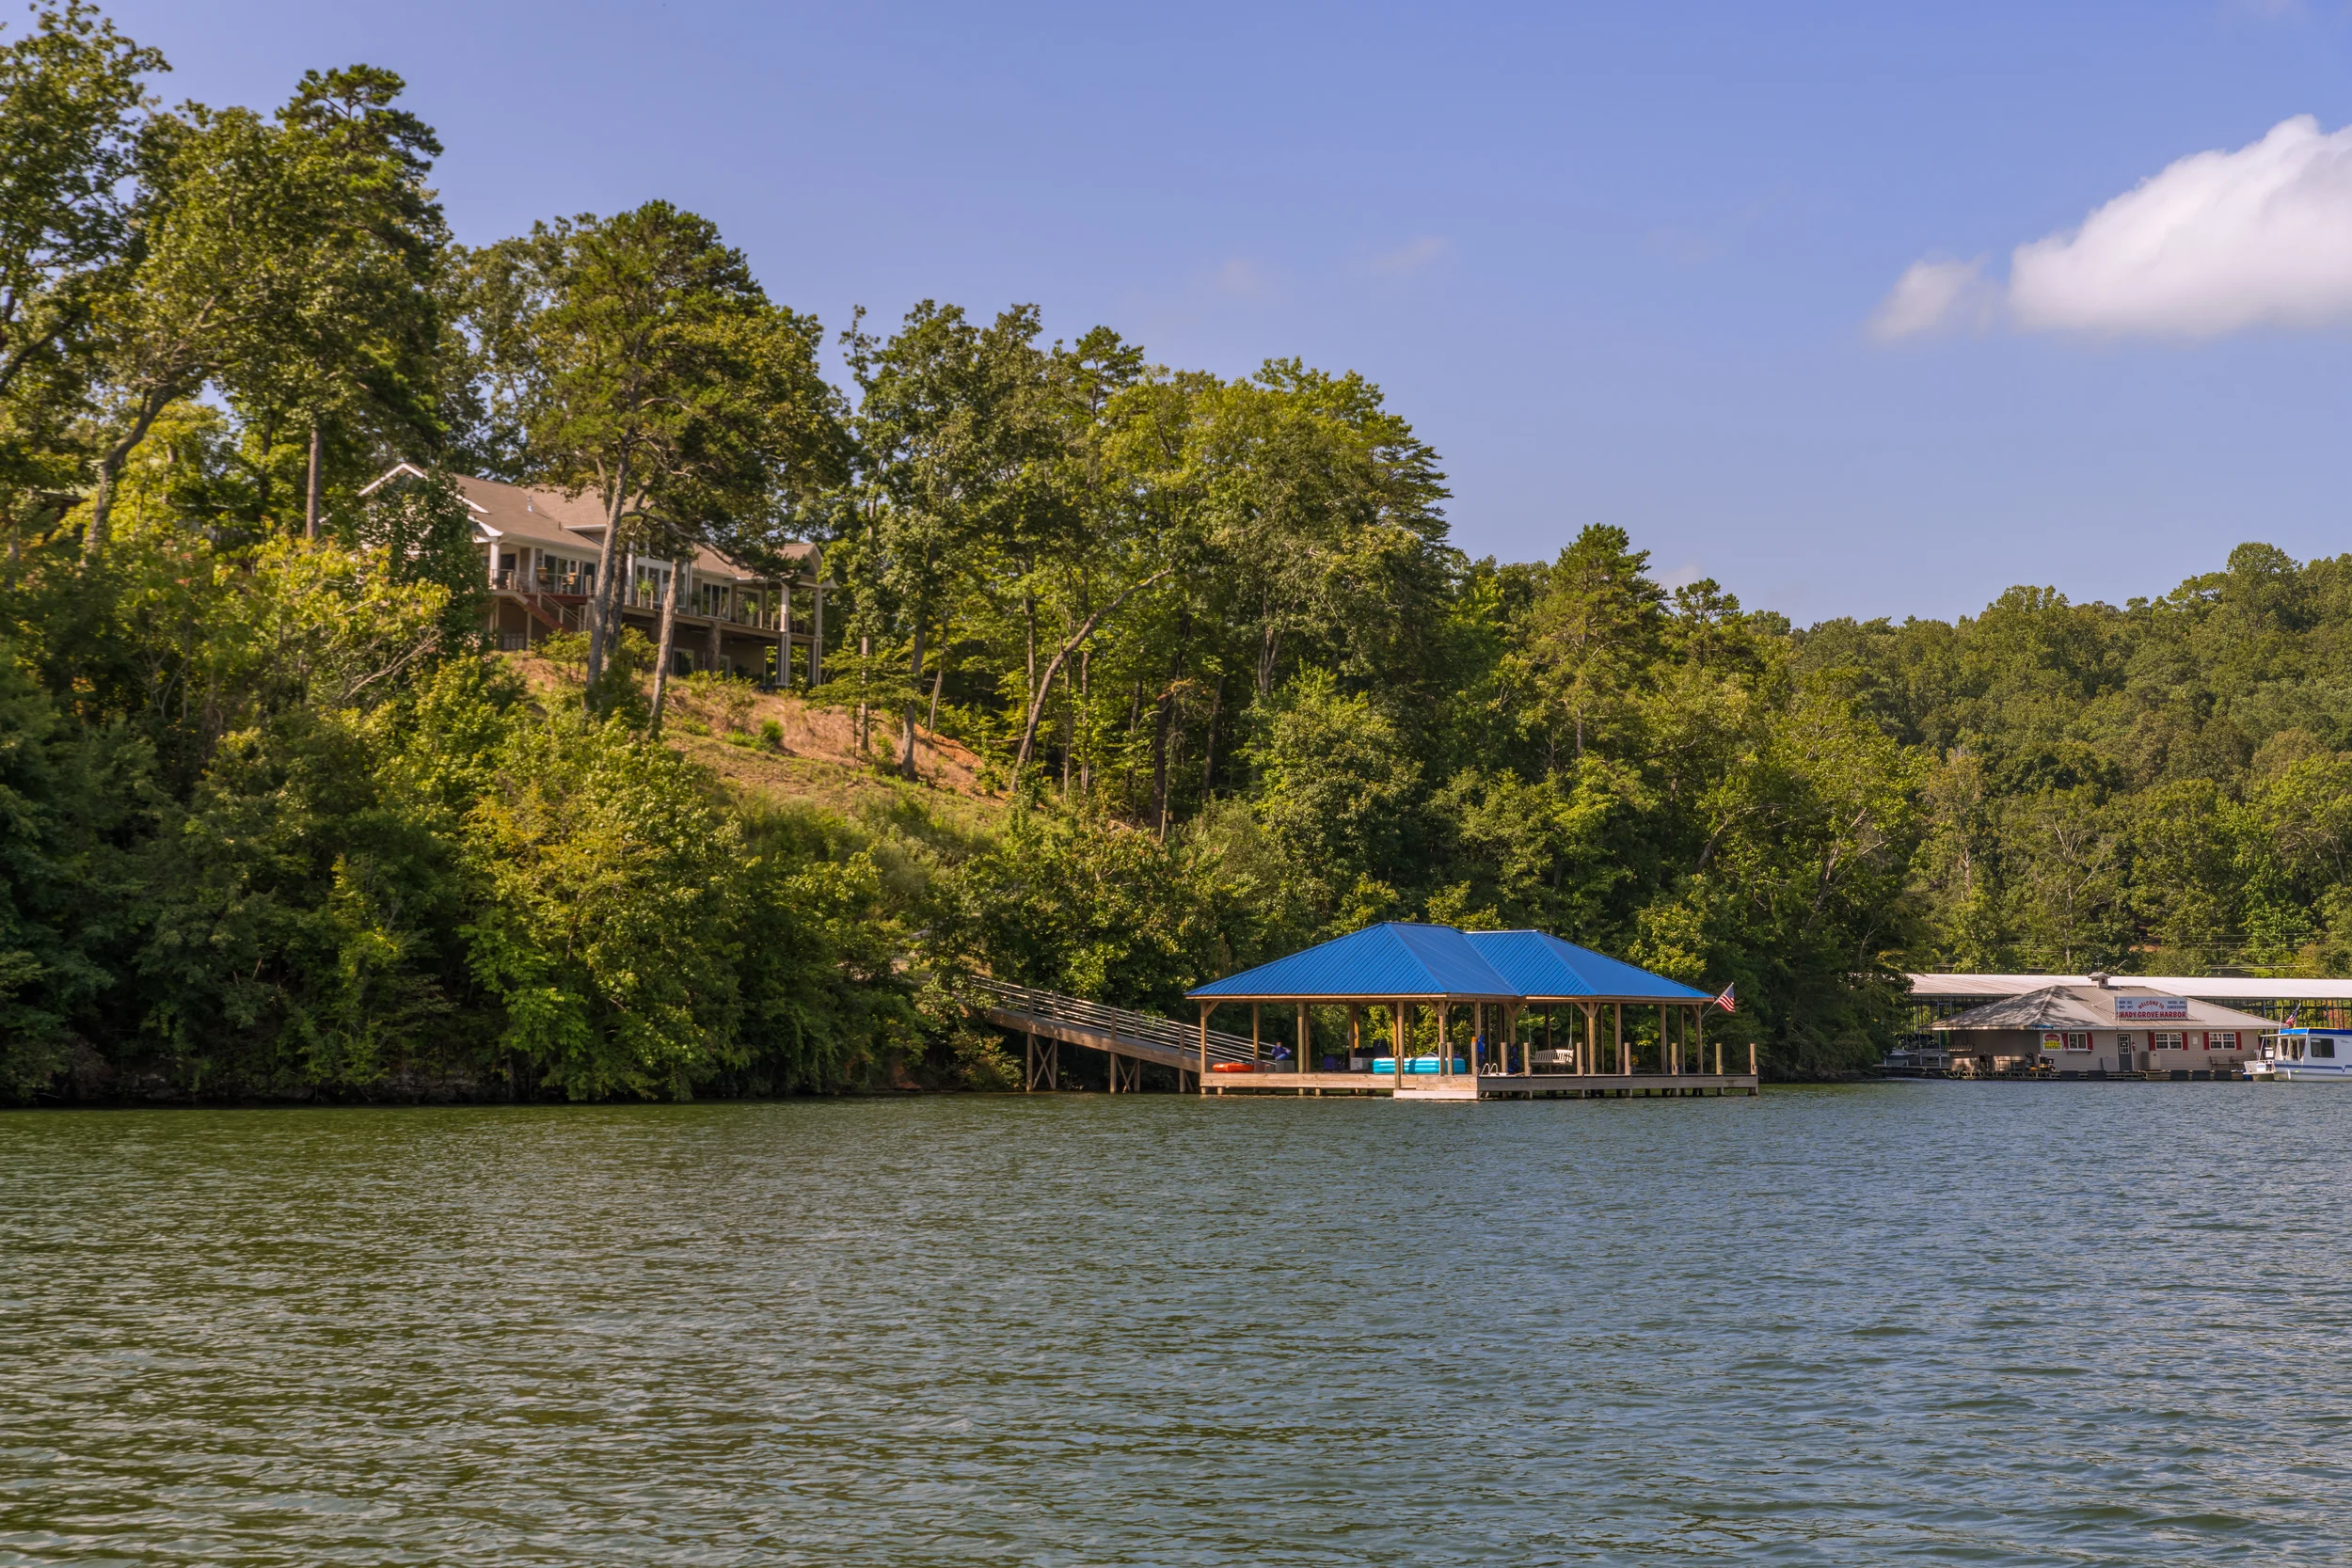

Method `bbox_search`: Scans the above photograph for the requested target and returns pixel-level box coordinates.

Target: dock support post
[1392,1000,1405,1095]
[1252,1004,1261,1067]
[1616,1003,1626,1075]
[1297,1002,1310,1094]
[1026,1031,1035,1093]
[1198,1003,1209,1095]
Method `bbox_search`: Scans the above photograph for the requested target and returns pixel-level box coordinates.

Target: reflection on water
[2,1085,2346,1565]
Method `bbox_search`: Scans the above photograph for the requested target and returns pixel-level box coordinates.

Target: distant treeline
[0,5,2328,1103]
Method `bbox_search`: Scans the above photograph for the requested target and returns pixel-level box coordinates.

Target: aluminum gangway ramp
[971,978,1257,1091]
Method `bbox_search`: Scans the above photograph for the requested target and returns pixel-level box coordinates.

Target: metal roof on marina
[1464,930,1710,1002]
[1937,984,2276,1033]
[1912,973,2352,1002]
[1185,923,1707,1003]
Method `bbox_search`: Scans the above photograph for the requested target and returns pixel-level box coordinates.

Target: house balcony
[493,568,594,597]
[488,570,814,641]
[616,579,789,631]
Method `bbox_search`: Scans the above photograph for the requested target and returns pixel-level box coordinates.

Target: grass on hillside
[498,651,1009,834]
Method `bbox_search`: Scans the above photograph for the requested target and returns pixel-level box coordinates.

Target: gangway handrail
[970,977,1264,1066]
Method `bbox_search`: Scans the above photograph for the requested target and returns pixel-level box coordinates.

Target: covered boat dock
[1184,923,1757,1101]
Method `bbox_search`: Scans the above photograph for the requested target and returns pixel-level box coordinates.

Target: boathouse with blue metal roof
[1180,923,1746,1100]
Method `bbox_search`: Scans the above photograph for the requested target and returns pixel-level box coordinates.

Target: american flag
[2285,1004,2300,1028]
[1713,982,1737,1014]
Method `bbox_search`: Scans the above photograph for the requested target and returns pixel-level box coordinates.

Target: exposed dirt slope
[499,652,1007,829]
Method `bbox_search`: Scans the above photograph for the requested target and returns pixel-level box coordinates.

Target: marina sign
[2114,995,2188,1020]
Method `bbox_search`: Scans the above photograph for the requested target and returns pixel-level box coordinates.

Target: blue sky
[92,1,2352,623]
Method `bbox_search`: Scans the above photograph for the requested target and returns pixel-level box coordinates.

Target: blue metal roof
[1186,923,1516,1000]
[1463,930,1709,1003]
[1185,923,1710,1003]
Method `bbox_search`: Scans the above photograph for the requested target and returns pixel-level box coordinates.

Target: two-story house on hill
[361,465,824,686]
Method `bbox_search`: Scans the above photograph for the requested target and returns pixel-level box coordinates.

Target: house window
[2065,1033,2090,1051]
[2153,1032,2184,1050]
[2210,1032,2237,1050]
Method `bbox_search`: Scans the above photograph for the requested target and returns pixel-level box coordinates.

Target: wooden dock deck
[1202,1069,1758,1099]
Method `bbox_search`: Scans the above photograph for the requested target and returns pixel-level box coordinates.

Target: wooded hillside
[0,5,2338,1101]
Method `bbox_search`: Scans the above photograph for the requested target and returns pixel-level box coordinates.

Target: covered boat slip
[1184,923,1757,1100]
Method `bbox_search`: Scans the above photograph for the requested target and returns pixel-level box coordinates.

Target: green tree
[521,201,788,693]
[1248,669,1421,925]
[463,712,747,1099]
[0,1,160,505]
[237,65,448,537]
[81,63,445,552]
[1510,524,1665,768]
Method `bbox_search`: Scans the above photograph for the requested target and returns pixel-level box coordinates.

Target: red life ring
[1210,1062,1258,1073]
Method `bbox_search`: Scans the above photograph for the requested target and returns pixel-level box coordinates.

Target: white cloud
[1874,115,2352,341]
[1868,257,1994,341]
[1367,235,1451,277]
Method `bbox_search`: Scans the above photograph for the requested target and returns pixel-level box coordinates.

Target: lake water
[2,1085,2346,1565]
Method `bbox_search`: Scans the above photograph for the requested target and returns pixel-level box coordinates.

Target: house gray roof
[1938,984,2275,1033]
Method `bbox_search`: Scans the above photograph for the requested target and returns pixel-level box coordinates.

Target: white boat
[2249,1028,2352,1081]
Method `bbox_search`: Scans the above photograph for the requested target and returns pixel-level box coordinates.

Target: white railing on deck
[616,580,785,628]
[493,565,805,631]
[493,568,594,595]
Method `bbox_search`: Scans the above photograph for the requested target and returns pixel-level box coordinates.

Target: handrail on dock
[969,977,1259,1066]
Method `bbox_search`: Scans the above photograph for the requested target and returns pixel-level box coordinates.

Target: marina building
[1927,978,2275,1078]
[1899,971,2352,1077]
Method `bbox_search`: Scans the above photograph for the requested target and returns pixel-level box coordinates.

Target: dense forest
[1,5,2346,1102]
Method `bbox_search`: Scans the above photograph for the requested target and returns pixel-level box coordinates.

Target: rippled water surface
[3,1085,2348,1564]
